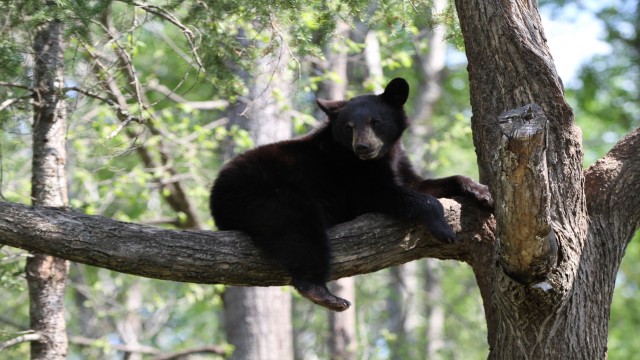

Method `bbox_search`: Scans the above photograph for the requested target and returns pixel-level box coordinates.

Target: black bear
[210,78,492,312]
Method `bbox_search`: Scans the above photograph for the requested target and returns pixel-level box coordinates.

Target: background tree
[27,3,69,359]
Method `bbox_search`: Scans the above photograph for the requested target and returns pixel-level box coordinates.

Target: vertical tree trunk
[424,259,445,359]
[224,287,293,360]
[328,277,357,360]
[222,29,294,360]
[453,1,615,358]
[117,282,143,360]
[27,15,69,360]
[387,263,420,360]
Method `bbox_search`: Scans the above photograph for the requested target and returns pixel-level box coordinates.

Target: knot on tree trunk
[494,103,558,284]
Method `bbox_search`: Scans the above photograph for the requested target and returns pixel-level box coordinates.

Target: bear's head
[317,78,410,160]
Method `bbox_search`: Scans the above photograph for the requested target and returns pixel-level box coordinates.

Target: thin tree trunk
[117,282,143,360]
[27,14,69,360]
[387,263,420,360]
[328,277,356,360]
[222,28,294,360]
[424,259,444,359]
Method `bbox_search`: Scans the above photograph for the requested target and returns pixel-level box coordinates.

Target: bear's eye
[371,118,382,127]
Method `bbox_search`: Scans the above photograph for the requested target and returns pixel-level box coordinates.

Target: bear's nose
[354,143,370,154]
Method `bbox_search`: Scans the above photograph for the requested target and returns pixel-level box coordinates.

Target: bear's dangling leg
[291,279,351,312]
[240,190,351,311]
[252,225,351,311]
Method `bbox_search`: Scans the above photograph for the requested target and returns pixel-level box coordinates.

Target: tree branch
[69,336,228,358]
[585,126,640,241]
[0,200,493,286]
[0,333,45,351]
[0,81,33,91]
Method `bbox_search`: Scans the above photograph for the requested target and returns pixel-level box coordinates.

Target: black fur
[210,78,492,311]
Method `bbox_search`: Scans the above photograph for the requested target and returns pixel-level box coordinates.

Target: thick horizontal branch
[0,200,493,286]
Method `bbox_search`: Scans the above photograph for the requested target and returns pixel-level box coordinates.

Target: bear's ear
[317,99,348,115]
[380,78,409,107]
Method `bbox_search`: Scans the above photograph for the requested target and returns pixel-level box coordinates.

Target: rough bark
[0,199,494,285]
[28,14,69,360]
[454,0,639,358]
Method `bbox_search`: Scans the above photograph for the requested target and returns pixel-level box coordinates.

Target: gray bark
[223,287,293,360]
[0,199,494,284]
[28,14,69,360]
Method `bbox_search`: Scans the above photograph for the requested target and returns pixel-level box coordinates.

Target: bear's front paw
[464,180,494,210]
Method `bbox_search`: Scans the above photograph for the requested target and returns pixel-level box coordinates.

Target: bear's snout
[352,126,383,160]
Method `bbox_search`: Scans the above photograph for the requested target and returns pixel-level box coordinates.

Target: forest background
[0,0,638,359]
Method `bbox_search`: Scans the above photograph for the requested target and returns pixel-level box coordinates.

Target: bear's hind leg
[291,279,351,312]
[254,229,351,312]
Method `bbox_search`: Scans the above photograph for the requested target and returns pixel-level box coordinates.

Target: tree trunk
[222,28,294,360]
[117,282,143,360]
[223,287,293,360]
[387,263,420,360]
[328,277,356,360]
[454,1,639,358]
[27,14,69,360]
[424,259,445,359]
